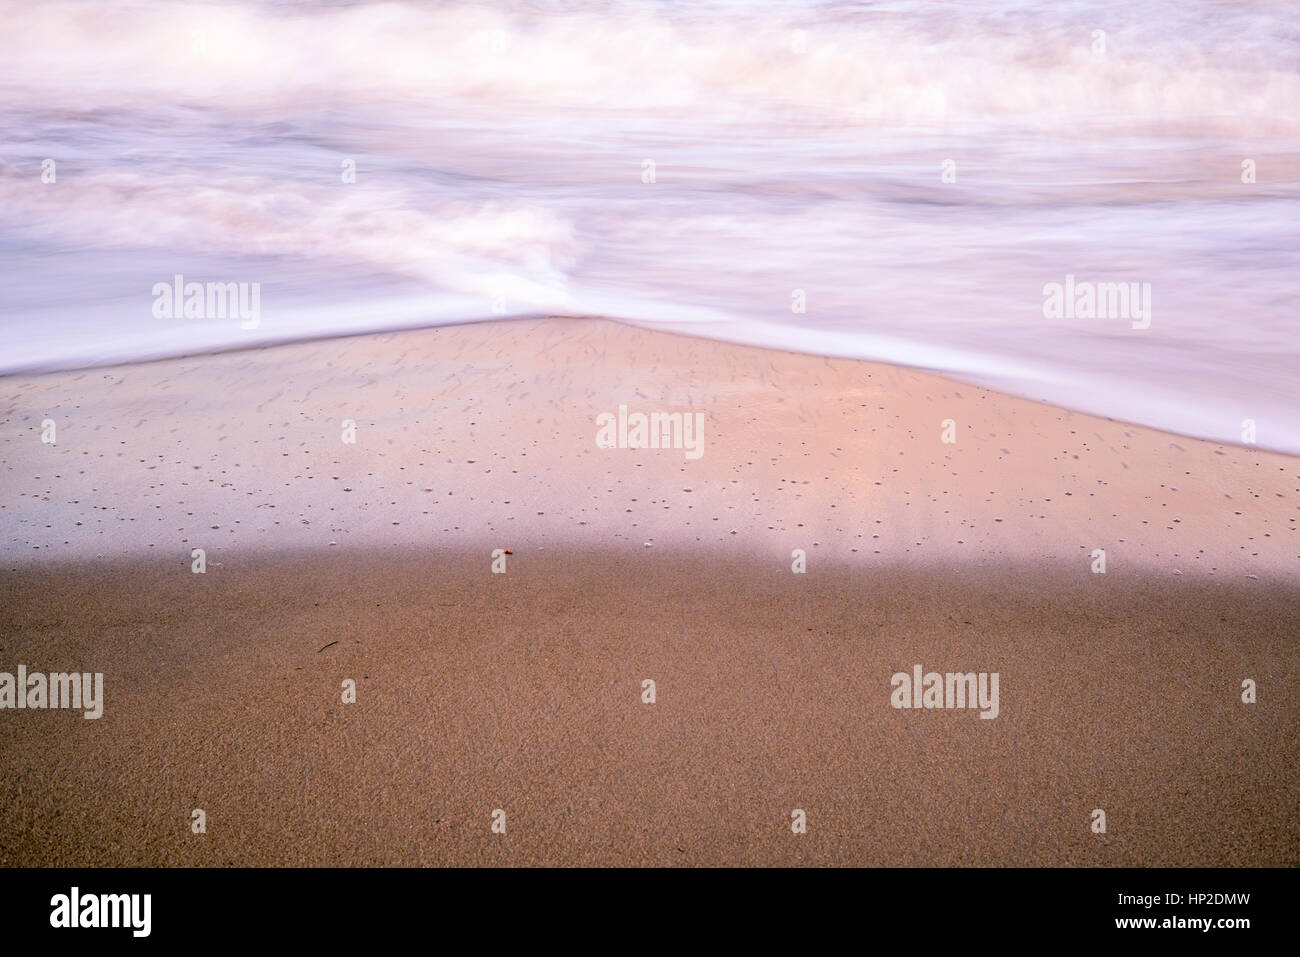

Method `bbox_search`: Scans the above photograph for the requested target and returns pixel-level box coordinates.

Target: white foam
[0,0,1296,452]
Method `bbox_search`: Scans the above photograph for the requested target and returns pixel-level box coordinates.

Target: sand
[0,317,1296,866]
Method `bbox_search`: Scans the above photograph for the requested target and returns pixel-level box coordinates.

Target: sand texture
[0,318,1296,865]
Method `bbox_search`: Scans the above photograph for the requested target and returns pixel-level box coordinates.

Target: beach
[1,317,1295,866]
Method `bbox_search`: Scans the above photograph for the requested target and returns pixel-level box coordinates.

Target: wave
[0,0,1297,452]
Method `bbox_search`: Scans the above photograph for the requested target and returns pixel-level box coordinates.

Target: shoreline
[3,313,1296,457]
[3,316,1296,574]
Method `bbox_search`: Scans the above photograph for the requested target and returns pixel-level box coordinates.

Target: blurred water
[1,0,1297,449]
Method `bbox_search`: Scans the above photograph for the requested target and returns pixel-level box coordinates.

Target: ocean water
[1,0,1297,450]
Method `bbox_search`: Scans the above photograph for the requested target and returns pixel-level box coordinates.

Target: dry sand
[0,317,1296,865]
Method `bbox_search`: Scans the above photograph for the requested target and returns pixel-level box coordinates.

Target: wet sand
[0,317,1296,865]
[0,551,1295,866]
